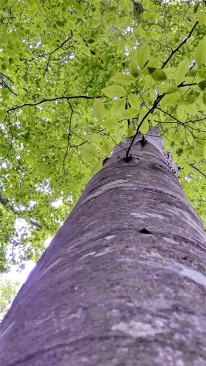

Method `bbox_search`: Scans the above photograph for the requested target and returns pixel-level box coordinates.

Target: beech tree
[0,0,206,360]
[0,0,206,272]
[0,128,206,365]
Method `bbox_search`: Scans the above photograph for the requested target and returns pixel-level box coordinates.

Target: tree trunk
[0,130,206,366]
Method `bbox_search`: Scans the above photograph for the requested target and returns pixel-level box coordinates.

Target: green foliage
[0,0,206,272]
[0,278,20,320]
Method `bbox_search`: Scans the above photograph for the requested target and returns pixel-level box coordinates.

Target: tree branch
[161,21,198,69]
[0,72,15,84]
[6,95,101,113]
[189,164,206,179]
[20,34,73,64]
[0,72,17,96]
[0,80,17,96]
[125,21,199,160]
[43,34,73,76]
[178,81,197,88]
[125,94,164,159]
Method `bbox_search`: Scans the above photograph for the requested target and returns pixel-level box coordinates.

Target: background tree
[0,0,205,273]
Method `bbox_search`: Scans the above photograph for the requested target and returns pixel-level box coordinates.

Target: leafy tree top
[0,0,206,271]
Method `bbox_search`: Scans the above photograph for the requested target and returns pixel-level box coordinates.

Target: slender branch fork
[161,21,198,69]
[4,96,101,224]
[43,34,73,77]
[125,21,199,159]
[125,94,164,160]
[6,95,101,113]
[20,34,73,63]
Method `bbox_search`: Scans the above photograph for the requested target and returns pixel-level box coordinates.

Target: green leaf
[185,91,200,104]
[157,83,179,94]
[111,72,134,85]
[186,67,197,77]
[148,67,156,74]
[111,97,126,114]
[204,143,206,159]
[203,93,206,105]
[118,0,133,12]
[198,70,206,79]
[128,123,136,137]
[121,108,138,119]
[140,120,149,135]
[128,94,141,109]
[1,89,9,100]
[129,62,140,78]
[188,135,194,145]
[195,37,206,66]
[149,69,167,81]
[117,40,125,54]
[136,44,150,69]
[175,59,189,85]
[87,39,95,44]
[198,80,206,91]
[176,105,187,120]
[91,159,102,174]
[102,85,127,98]
[67,19,76,30]
[161,92,180,106]
[176,147,183,155]
[142,0,149,8]
[79,144,99,159]
[198,12,206,25]
[101,137,114,154]
[0,109,5,118]
[93,99,105,122]
[147,57,160,68]
[92,11,101,27]
[193,1,200,13]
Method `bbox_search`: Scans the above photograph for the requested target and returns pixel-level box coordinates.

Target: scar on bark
[139,228,152,234]
[102,157,110,166]
[124,155,133,162]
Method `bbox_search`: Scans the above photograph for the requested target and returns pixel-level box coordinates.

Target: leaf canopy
[0,0,206,272]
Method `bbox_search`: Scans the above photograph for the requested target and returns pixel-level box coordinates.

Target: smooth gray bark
[0,130,206,366]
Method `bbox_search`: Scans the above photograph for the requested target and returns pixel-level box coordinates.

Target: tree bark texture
[0,130,206,366]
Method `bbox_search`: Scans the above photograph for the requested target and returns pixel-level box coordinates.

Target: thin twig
[0,80,17,96]
[43,34,73,76]
[161,21,198,69]
[0,72,15,84]
[189,164,206,179]
[6,95,101,113]
[178,81,197,88]
[20,34,73,64]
